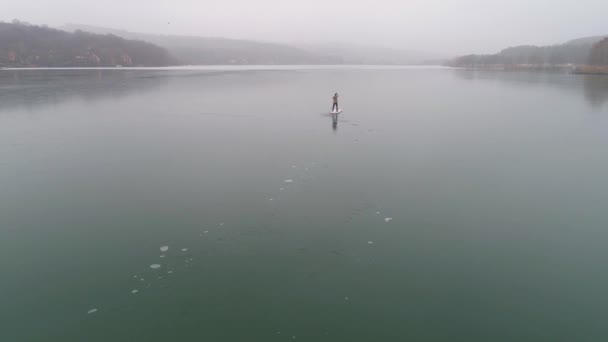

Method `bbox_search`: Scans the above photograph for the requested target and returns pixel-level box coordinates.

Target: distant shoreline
[572,65,608,75]
[0,65,448,71]
[447,64,608,75]
[446,64,575,71]
[5,64,606,74]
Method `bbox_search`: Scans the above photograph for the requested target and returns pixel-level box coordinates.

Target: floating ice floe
[269,198,274,201]
[368,241,374,245]
[131,289,139,294]
[168,270,174,274]
[160,255,166,258]
[376,212,381,215]
[87,308,98,315]
[140,278,145,281]
[150,264,161,269]
[385,218,393,222]
[284,179,293,183]
[219,223,224,226]
[160,246,169,252]
[182,248,188,252]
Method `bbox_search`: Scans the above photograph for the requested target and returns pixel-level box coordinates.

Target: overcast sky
[2,0,608,55]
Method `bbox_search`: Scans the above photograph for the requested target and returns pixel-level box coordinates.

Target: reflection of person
[332,112,338,131]
[332,93,339,112]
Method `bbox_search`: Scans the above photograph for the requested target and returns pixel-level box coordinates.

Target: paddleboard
[330,109,343,114]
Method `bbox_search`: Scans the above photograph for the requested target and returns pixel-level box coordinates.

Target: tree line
[0,21,177,67]
[447,37,608,68]
[588,38,608,66]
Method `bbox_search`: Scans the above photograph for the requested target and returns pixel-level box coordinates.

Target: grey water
[1,67,608,341]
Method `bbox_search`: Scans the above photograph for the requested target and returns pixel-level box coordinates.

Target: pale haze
[2,0,608,55]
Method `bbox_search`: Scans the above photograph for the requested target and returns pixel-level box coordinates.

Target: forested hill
[62,24,341,65]
[2,21,440,67]
[447,35,607,68]
[0,21,177,67]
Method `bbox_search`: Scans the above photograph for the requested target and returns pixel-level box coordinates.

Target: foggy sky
[3,0,608,55]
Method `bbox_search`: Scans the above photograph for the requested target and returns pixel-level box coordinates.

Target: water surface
[1,67,608,341]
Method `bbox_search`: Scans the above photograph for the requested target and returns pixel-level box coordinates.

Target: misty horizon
[3,1,608,341]
[2,0,608,56]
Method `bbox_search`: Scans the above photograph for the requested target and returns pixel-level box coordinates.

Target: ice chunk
[150,264,161,269]
[182,248,188,252]
[160,246,169,252]
[284,179,293,183]
[385,218,393,222]
[87,308,98,315]
[131,289,139,294]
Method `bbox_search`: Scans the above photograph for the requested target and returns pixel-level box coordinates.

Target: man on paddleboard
[332,93,339,112]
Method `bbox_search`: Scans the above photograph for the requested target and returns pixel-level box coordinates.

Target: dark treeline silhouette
[2,20,441,67]
[0,21,177,67]
[447,35,607,69]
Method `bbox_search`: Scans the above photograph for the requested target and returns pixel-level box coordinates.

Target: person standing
[332,93,339,112]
